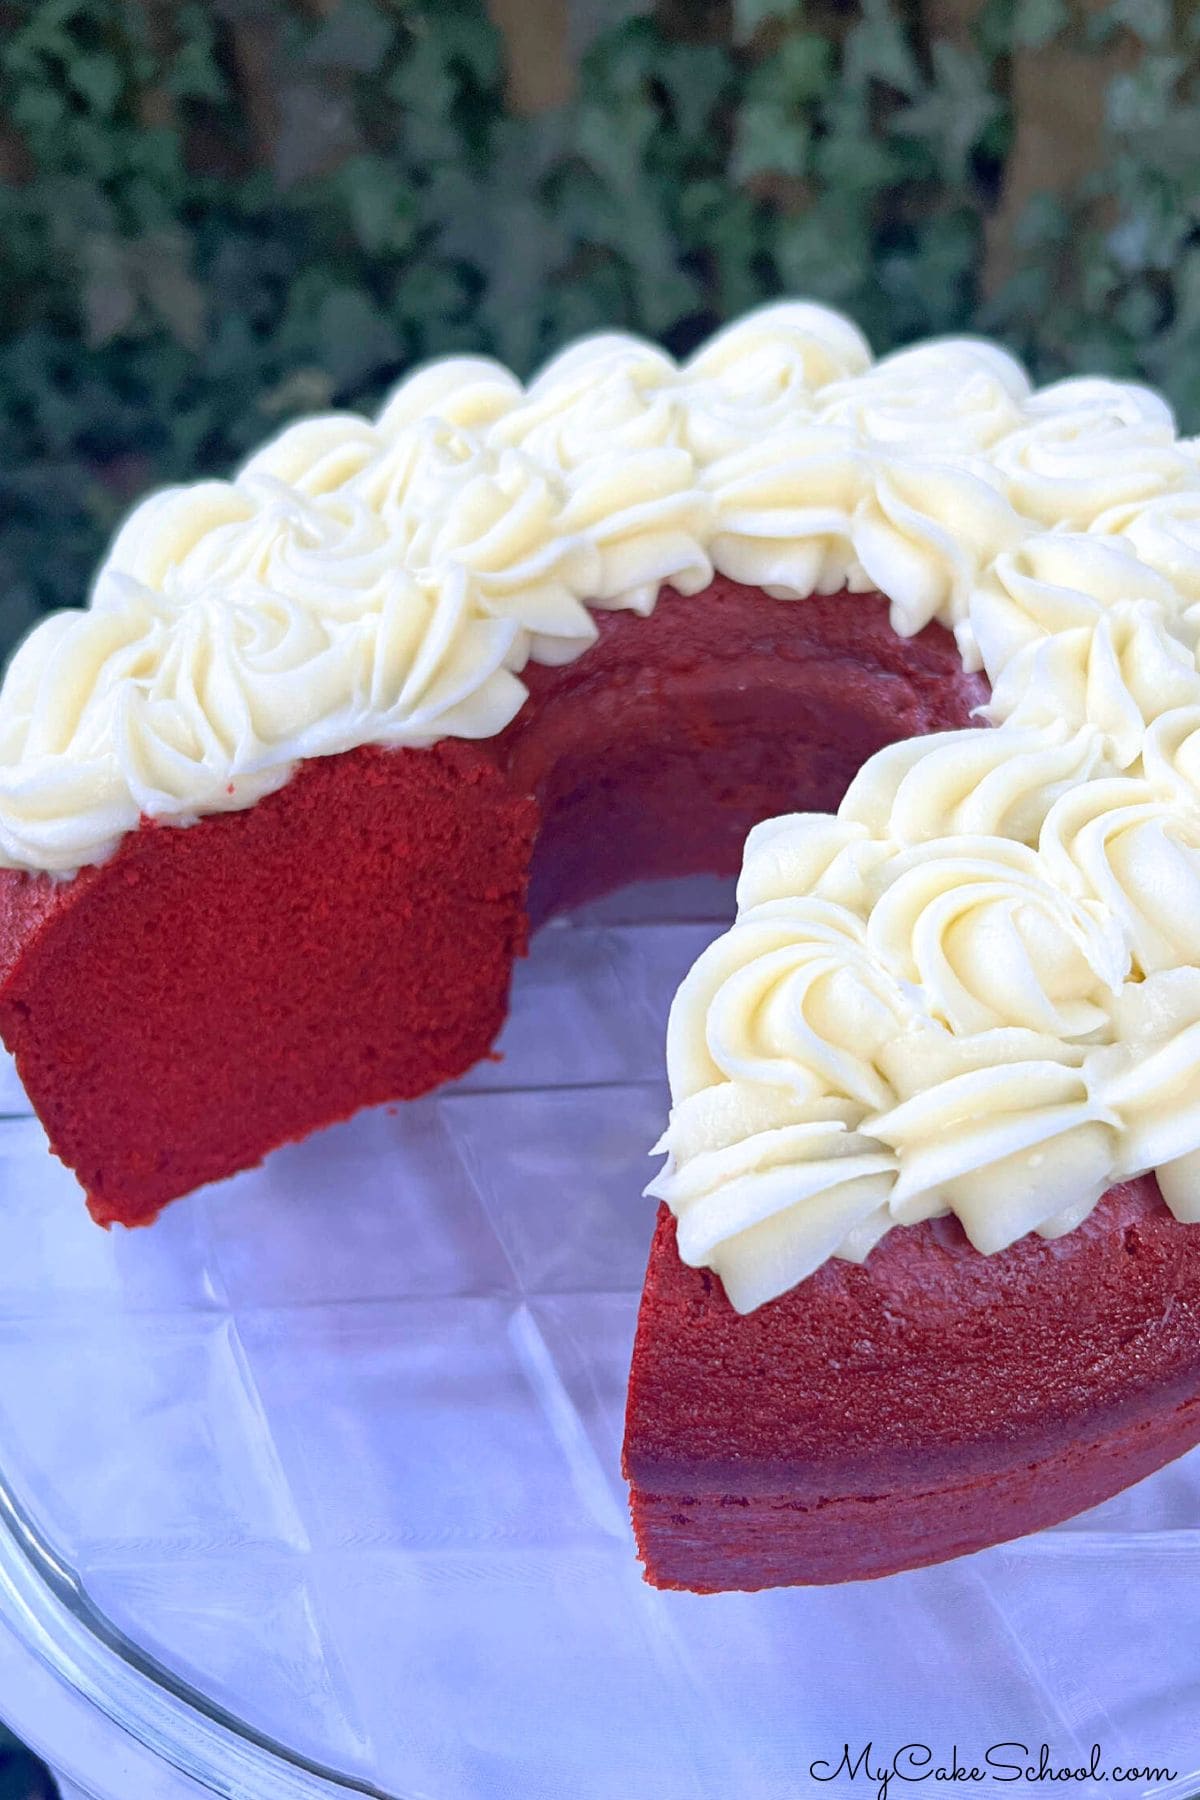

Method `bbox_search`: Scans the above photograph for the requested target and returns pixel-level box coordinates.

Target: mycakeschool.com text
[807,1741,1178,1798]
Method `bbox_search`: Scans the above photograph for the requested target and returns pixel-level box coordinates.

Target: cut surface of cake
[4,301,1200,1588]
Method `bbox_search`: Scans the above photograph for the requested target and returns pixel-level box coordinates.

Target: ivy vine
[2,0,1199,652]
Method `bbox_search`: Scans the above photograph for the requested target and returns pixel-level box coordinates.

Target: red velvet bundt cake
[4,301,1200,1590]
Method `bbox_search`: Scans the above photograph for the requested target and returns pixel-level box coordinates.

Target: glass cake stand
[0,877,1196,1800]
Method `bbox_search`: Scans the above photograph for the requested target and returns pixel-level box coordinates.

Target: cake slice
[0,581,980,1224]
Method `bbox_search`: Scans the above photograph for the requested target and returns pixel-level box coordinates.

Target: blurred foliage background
[1,0,1199,660]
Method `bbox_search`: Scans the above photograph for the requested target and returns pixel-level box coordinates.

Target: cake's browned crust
[623,1191,1200,1589]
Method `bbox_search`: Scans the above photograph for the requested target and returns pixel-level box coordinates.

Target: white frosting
[1092,489,1200,606]
[967,534,1184,681]
[8,300,1200,1304]
[986,600,1200,770]
[817,338,1031,451]
[839,721,1105,848]
[1039,777,1200,975]
[6,299,1200,876]
[1091,971,1200,1188]
[866,838,1128,1038]
[989,378,1192,528]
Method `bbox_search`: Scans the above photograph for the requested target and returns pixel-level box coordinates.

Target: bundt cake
[4,301,1200,1589]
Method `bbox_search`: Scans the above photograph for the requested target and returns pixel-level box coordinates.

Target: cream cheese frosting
[7,300,1200,1303]
[3,297,1196,874]
[651,725,1200,1310]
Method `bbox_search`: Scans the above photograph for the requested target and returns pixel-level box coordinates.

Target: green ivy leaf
[774,204,870,305]
[315,286,401,393]
[655,42,732,145]
[1012,0,1069,51]
[386,36,462,164]
[138,231,206,349]
[336,156,418,256]
[1014,191,1070,251]
[731,0,804,41]
[1100,0,1172,47]
[1,2,76,76]
[878,210,980,334]
[842,0,922,99]
[304,0,395,74]
[974,0,1019,61]
[574,93,658,196]
[423,5,503,87]
[68,52,124,115]
[167,18,227,104]
[392,262,473,351]
[732,97,810,180]
[893,41,1004,183]
[752,33,834,105]
[1105,54,1184,136]
[273,80,361,188]
[10,83,67,137]
[80,235,138,346]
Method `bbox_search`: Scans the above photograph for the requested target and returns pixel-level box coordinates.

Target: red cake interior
[0,741,536,1225]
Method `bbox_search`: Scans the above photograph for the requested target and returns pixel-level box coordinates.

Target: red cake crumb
[0,740,536,1225]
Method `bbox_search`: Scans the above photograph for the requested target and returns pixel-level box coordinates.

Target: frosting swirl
[1142,704,1200,803]
[866,837,1127,1038]
[986,600,1200,769]
[652,898,914,1309]
[817,338,1030,452]
[851,453,1023,643]
[967,533,1182,681]
[649,1094,897,1314]
[1092,489,1200,606]
[101,477,399,623]
[1088,973,1200,1214]
[991,378,1191,528]
[702,430,864,599]
[840,722,1104,847]
[664,898,915,1113]
[1040,776,1200,975]
[868,1028,1118,1255]
[681,301,872,460]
